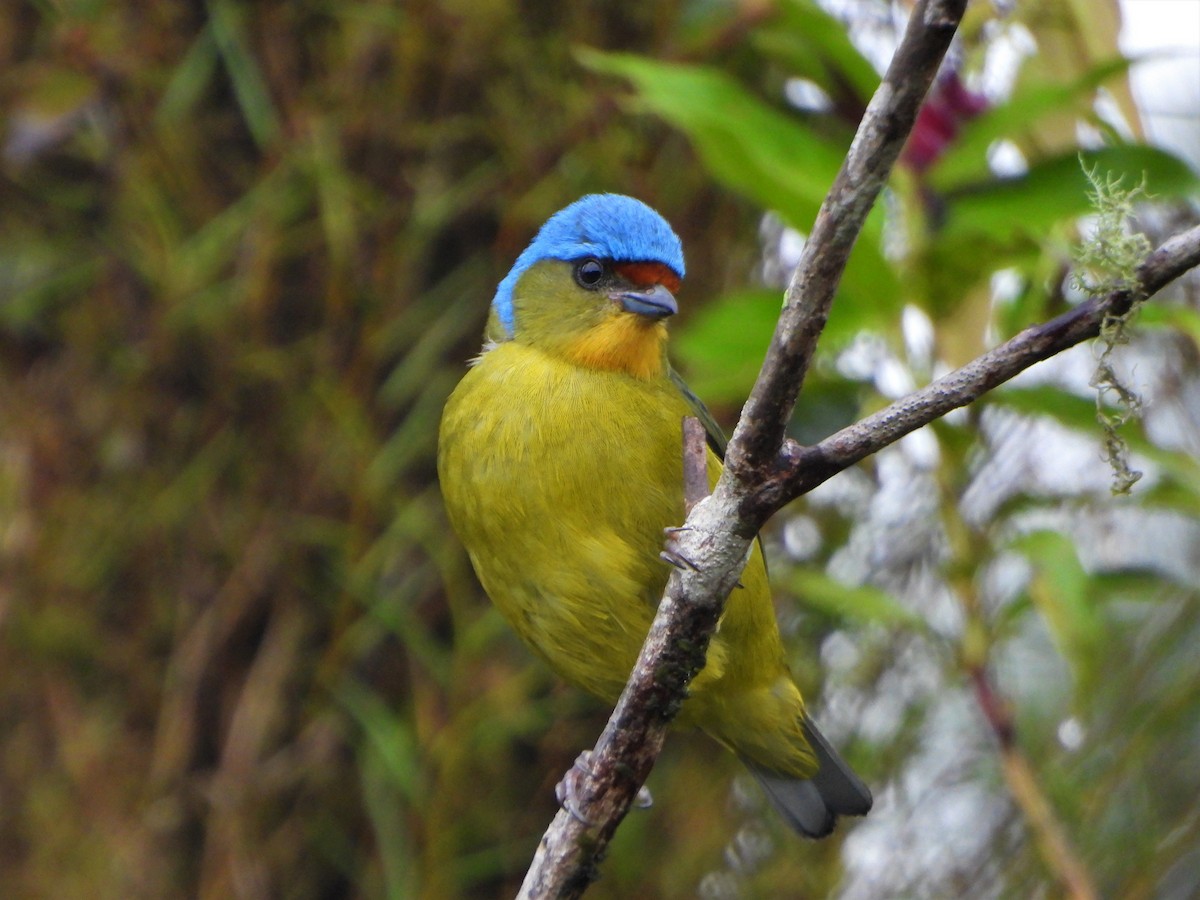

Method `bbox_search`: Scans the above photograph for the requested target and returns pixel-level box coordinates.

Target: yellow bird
[438,194,871,836]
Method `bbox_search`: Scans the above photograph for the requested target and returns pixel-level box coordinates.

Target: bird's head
[489,194,685,380]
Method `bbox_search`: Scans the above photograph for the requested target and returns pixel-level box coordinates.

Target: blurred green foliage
[2,0,1199,898]
[0,2,758,897]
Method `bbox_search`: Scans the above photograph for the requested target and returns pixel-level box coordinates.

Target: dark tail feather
[743,718,873,839]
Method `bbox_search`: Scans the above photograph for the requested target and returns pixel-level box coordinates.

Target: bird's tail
[741,718,872,839]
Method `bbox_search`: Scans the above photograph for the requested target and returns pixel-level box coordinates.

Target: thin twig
[970,667,1099,900]
[744,222,1200,517]
[681,416,710,515]
[727,0,968,478]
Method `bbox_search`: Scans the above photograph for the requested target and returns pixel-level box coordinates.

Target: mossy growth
[1071,159,1153,495]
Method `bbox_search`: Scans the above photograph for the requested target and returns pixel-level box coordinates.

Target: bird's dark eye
[574,258,605,289]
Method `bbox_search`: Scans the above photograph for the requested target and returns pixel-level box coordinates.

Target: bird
[437,193,872,837]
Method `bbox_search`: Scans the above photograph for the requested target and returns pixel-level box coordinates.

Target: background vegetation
[2,1,1197,897]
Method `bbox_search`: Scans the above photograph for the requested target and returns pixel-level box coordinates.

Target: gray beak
[612,283,678,319]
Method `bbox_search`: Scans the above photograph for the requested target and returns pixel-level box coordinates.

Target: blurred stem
[946,494,1098,900]
[968,664,1099,900]
[766,222,1200,512]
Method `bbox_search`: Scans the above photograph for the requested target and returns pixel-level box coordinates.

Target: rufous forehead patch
[613,262,682,294]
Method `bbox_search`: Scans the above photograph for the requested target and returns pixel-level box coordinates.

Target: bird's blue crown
[492,194,686,337]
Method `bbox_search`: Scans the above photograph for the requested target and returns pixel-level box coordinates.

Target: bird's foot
[555,751,596,826]
[661,526,746,588]
[554,751,654,823]
[660,526,699,571]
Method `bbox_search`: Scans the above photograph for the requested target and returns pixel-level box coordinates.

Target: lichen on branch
[1072,160,1153,494]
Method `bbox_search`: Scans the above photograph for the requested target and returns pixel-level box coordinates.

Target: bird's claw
[555,751,596,826]
[661,527,748,586]
[659,549,698,570]
[661,526,699,571]
[554,751,654,823]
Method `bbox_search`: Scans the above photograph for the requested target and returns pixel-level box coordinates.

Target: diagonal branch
[747,222,1200,516]
[515,0,1200,891]
[970,666,1099,900]
[519,1,968,895]
[727,0,969,480]
[518,417,725,900]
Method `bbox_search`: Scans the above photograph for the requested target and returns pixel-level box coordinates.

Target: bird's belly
[439,352,686,702]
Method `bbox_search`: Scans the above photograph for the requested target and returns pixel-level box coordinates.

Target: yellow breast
[561,313,668,380]
[437,340,779,709]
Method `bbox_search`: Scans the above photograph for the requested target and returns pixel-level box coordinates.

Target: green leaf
[752,0,880,103]
[337,680,423,802]
[930,57,1133,191]
[1140,303,1200,346]
[206,0,281,148]
[155,25,219,126]
[988,386,1200,518]
[991,385,1102,435]
[580,50,903,336]
[1012,530,1107,692]
[1125,444,1200,519]
[674,289,779,404]
[580,51,844,222]
[941,145,1199,242]
[940,144,1195,243]
[784,569,923,627]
